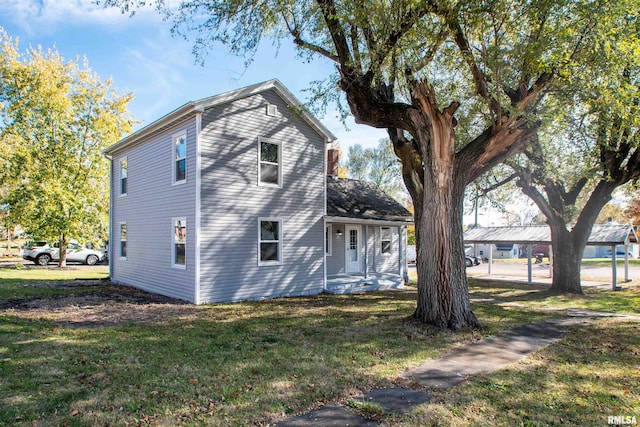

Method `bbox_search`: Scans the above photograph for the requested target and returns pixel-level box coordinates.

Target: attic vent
[266,104,277,117]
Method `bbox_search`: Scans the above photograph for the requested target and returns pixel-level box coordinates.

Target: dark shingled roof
[326,176,413,223]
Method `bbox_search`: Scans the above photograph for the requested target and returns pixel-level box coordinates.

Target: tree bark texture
[407,83,480,329]
[548,226,584,294]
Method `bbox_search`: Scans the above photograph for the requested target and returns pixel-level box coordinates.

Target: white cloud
[0,0,160,34]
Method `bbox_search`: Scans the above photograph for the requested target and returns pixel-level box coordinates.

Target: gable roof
[105,79,336,155]
[326,176,413,224]
[463,224,639,246]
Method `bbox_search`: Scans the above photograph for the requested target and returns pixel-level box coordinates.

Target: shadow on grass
[399,318,640,426]
[0,284,557,426]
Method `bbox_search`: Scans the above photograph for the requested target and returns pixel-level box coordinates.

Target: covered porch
[324,218,411,294]
[324,176,414,295]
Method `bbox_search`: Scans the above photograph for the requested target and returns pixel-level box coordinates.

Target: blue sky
[0,0,385,152]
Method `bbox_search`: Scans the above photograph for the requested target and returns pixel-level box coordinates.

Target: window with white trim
[120,158,128,195]
[259,218,282,265]
[381,227,392,254]
[172,218,186,268]
[119,223,127,259]
[173,131,187,184]
[266,104,277,117]
[258,137,282,187]
[325,225,333,256]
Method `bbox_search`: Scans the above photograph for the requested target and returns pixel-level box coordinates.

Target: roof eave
[105,102,199,155]
[105,79,336,156]
[325,215,413,226]
[193,79,337,143]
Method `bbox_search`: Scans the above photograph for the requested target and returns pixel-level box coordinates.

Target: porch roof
[326,176,413,225]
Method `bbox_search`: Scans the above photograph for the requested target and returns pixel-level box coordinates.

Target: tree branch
[316,0,352,65]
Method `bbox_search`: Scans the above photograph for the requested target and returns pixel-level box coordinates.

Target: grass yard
[1,268,638,426]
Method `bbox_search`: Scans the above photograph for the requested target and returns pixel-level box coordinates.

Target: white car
[22,241,105,266]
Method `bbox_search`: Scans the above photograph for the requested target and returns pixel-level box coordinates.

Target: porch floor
[325,273,405,295]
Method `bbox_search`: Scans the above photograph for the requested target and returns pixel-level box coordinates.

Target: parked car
[605,248,633,258]
[22,241,105,266]
[465,255,481,267]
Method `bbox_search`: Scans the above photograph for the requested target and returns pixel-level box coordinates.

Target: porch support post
[527,244,533,285]
[488,244,493,275]
[549,245,553,278]
[624,243,629,282]
[400,226,408,282]
[364,226,368,279]
[612,245,618,290]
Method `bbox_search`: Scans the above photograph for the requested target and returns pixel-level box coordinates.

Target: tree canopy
[344,139,407,203]
[505,4,640,292]
[0,29,134,265]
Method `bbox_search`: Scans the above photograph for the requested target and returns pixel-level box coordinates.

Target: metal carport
[463,224,638,289]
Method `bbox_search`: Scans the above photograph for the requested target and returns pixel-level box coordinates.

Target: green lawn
[1,269,638,426]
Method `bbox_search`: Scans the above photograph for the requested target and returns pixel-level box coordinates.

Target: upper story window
[266,104,277,117]
[258,137,282,187]
[120,158,128,195]
[259,218,282,265]
[119,223,127,259]
[381,227,392,254]
[173,131,187,184]
[172,218,186,268]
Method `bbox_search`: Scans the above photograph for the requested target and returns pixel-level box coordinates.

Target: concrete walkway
[277,309,631,426]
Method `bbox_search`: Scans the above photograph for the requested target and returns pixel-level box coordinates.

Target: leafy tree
[103,0,621,329]
[596,202,625,224]
[509,80,640,293]
[623,197,640,225]
[0,29,133,266]
[344,139,406,202]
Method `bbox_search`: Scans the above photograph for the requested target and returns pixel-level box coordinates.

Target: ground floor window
[173,218,186,268]
[326,225,333,256]
[381,227,392,254]
[119,223,127,259]
[259,218,282,265]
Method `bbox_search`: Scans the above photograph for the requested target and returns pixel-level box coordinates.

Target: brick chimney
[327,148,339,177]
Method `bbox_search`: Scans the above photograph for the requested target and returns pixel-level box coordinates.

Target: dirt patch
[1,281,202,328]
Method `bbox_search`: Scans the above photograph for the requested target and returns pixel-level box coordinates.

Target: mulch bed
[0,281,201,328]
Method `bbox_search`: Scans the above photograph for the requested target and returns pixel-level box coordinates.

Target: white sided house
[105,80,413,304]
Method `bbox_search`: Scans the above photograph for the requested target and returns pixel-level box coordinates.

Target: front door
[345,225,362,274]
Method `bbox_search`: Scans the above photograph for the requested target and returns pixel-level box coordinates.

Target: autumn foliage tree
[104,0,625,329]
[0,29,134,266]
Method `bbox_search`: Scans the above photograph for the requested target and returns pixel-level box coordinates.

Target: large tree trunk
[408,85,479,329]
[413,179,478,328]
[548,226,583,294]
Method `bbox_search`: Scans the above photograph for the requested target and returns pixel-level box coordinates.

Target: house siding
[327,224,346,276]
[370,226,400,274]
[109,117,198,302]
[199,90,325,302]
